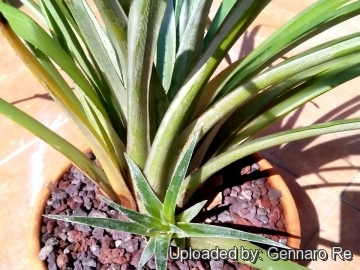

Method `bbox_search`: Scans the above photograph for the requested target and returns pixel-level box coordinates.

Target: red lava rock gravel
[39,155,289,269]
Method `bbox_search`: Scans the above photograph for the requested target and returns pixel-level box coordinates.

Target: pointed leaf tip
[124,153,164,218]
[162,127,201,223]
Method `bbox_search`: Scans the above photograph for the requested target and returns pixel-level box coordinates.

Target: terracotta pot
[253,153,301,250]
[28,154,300,269]
[29,162,73,270]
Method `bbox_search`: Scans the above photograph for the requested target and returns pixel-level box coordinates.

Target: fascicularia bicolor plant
[1,0,360,269]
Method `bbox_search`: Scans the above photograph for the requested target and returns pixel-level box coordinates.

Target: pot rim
[28,153,301,269]
[253,153,301,250]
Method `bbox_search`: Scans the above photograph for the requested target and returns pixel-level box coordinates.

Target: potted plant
[1,0,360,269]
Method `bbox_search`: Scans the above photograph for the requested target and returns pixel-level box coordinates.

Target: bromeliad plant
[1,0,360,269]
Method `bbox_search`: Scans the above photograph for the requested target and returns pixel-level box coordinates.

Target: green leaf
[65,0,127,121]
[0,97,118,199]
[210,51,360,156]
[160,211,169,227]
[202,0,237,51]
[73,84,128,176]
[177,223,290,249]
[26,44,83,115]
[211,0,360,102]
[163,128,200,223]
[180,118,360,207]
[168,224,188,236]
[44,215,152,236]
[55,0,128,139]
[0,2,135,208]
[99,196,162,228]
[82,0,123,80]
[147,226,165,234]
[26,70,127,203]
[176,0,190,43]
[168,0,213,100]
[94,0,128,86]
[174,0,183,25]
[149,67,170,142]
[157,0,176,92]
[198,0,270,85]
[52,0,80,33]
[38,0,70,54]
[144,0,269,197]
[175,200,207,222]
[0,2,108,119]
[0,23,122,201]
[73,84,112,150]
[138,236,156,269]
[227,59,360,150]
[189,238,308,270]
[19,0,46,23]
[188,117,228,172]
[183,0,270,125]
[127,0,167,169]
[31,52,131,207]
[180,34,360,150]
[124,153,163,217]
[155,234,172,270]
[66,88,134,207]
[41,0,102,89]
[72,84,136,205]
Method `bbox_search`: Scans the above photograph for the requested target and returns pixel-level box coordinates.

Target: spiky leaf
[175,200,207,222]
[138,236,156,269]
[124,153,163,217]
[44,215,152,236]
[162,128,200,223]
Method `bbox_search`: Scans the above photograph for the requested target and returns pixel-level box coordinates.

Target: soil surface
[39,155,289,270]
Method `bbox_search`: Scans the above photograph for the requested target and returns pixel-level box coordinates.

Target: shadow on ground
[259,97,360,266]
[222,21,360,267]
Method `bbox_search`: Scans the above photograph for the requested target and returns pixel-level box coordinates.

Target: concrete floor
[0,1,360,269]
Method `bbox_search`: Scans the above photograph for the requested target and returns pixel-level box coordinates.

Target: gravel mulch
[39,155,289,270]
